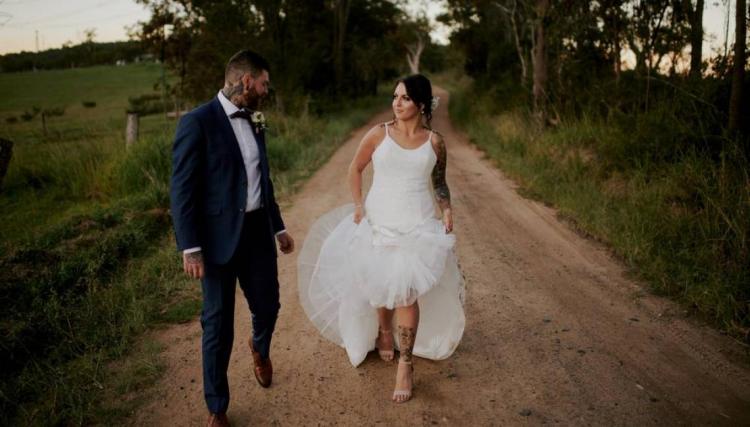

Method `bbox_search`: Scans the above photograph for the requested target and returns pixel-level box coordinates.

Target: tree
[332,0,352,94]
[728,0,747,133]
[681,0,705,78]
[394,15,430,74]
[133,0,404,106]
[532,0,549,121]
[494,0,532,86]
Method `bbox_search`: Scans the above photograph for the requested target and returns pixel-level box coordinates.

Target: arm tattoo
[398,326,416,363]
[431,134,451,211]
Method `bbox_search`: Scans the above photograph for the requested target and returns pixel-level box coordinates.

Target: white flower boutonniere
[250,111,267,133]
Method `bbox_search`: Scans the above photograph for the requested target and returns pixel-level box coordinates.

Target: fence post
[0,138,13,191]
[126,112,139,147]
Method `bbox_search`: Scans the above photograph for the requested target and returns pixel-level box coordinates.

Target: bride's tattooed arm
[431,132,451,211]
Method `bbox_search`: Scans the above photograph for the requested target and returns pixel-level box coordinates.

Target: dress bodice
[365,123,437,233]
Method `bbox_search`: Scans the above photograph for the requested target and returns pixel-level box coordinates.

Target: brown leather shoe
[206,412,230,427]
[249,338,273,388]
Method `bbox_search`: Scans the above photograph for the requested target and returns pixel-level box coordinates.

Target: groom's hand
[183,251,205,279]
[277,232,295,254]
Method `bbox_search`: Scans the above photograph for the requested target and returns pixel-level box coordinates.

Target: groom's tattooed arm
[431,132,451,211]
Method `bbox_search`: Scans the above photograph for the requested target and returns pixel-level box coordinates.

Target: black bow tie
[229,109,252,120]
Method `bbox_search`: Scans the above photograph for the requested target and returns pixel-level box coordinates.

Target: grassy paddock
[446,77,749,338]
[0,64,387,425]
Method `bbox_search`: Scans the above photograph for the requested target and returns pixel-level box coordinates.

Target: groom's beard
[243,86,264,111]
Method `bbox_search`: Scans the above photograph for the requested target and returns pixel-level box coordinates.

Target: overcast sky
[0,0,740,59]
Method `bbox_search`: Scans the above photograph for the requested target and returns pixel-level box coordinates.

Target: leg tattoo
[398,326,416,363]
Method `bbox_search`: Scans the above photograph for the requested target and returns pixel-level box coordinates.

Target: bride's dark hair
[395,74,433,128]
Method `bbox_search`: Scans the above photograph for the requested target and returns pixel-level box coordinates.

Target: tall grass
[448,78,750,338]
[0,66,387,424]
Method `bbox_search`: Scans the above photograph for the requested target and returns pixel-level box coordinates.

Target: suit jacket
[170,96,285,265]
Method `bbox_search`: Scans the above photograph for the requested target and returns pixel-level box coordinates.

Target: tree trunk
[508,0,528,86]
[333,0,352,95]
[614,28,621,84]
[406,33,425,74]
[532,0,549,123]
[728,0,746,133]
[687,0,705,79]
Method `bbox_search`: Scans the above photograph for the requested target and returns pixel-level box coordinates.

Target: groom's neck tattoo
[222,82,244,105]
[398,326,416,363]
[431,134,451,210]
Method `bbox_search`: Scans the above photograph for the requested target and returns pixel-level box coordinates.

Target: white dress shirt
[218,90,263,212]
[183,91,284,255]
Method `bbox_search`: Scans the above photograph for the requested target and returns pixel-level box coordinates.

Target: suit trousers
[200,208,280,414]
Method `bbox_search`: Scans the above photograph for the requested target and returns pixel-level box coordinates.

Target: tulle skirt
[297,204,465,367]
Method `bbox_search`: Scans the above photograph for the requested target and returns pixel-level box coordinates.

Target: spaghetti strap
[427,130,433,144]
[384,122,390,137]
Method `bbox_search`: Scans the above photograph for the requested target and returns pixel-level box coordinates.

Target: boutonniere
[250,111,268,133]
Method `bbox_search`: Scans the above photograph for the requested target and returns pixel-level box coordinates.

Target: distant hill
[0,41,150,73]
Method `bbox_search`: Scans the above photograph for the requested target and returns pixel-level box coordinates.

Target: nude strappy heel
[392,360,414,403]
[376,328,394,362]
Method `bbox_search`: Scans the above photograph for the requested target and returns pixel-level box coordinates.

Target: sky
[0,0,740,60]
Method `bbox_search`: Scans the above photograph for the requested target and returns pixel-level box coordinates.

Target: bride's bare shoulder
[361,122,390,147]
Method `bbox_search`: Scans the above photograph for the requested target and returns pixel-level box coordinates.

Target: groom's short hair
[225,49,270,82]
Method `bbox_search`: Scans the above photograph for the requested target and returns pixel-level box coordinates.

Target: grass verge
[447,77,749,340]
[1,78,386,424]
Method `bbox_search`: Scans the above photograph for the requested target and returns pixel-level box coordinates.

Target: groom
[170,49,294,426]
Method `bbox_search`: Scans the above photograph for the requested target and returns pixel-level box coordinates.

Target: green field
[0,63,171,244]
[0,63,385,425]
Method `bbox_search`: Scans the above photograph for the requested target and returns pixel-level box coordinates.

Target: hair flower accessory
[430,96,440,112]
[250,111,267,132]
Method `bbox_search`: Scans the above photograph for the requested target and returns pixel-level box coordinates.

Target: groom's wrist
[183,246,201,254]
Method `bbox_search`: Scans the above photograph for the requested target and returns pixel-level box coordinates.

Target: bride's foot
[375,329,394,362]
[392,359,414,403]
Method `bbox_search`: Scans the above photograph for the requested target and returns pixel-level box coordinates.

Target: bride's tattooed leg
[431,133,451,211]
[398,326,416,362]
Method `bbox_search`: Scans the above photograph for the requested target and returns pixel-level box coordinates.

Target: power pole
[33,29,38,71]
[724,0,731,58]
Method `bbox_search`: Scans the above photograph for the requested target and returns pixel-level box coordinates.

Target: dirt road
[132,88,750,426]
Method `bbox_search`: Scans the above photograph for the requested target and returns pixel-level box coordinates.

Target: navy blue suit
[170,96,285,414]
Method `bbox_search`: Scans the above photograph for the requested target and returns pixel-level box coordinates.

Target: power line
[0,12,11,28]
[42,10,145,30]
[4,0,109,28]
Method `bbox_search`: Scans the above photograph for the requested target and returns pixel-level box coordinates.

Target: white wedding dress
[297,124,465,367]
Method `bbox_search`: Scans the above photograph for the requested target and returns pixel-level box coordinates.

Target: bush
[127,93,167,116]
[43,106,66,117]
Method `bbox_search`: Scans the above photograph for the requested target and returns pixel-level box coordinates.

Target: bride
[297,74,465,403]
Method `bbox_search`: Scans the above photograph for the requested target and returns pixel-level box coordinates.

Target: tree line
[133,0,441,112]
[440,0,748,141]
[0,40,145,73]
